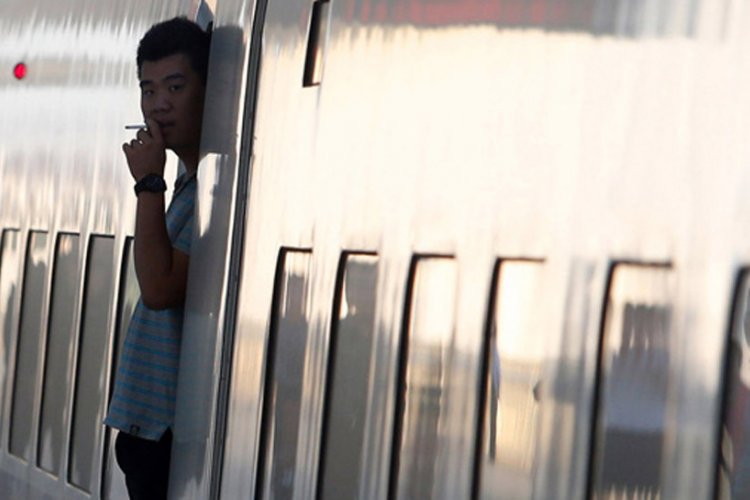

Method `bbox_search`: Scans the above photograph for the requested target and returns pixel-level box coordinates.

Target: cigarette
[124,124,146,130]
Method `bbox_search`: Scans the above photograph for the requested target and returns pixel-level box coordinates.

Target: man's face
[139,53,205,155]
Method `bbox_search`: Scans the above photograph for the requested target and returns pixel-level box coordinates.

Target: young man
[104,17,211,499]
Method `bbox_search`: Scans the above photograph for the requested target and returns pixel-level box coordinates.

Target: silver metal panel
[9,231,49,462]
[219,0,340,496]
[540,260,606,500]
[220,0,744,497]
[38,233,81,476]
[169,1,259,498]
[356,256,414,500]
[0,231,21,445]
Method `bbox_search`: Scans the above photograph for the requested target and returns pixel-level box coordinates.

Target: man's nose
[152,90,172,112]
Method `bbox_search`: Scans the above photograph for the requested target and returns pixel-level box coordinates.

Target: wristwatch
[134,173,167,196]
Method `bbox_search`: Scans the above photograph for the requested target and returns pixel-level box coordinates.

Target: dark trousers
[115,428,172,500]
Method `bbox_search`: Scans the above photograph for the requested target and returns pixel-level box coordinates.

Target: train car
[2,0,750,498]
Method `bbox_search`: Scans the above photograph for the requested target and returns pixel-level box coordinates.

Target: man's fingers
[136,128,151,143]
[124,119,166,180]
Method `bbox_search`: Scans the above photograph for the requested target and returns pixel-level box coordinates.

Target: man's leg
[115,429,172,500]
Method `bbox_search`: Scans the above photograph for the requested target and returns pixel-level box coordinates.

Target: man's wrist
[134,173,167,196]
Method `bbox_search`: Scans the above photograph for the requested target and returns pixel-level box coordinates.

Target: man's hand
[122,118,166,181]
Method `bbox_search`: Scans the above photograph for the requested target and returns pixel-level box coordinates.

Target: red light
[13,62,27,80]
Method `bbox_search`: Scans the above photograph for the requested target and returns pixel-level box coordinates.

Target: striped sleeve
[173,214,193,255]
[168,177,196,255]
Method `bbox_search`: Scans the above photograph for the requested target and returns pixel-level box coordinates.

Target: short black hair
[136,17,211,84]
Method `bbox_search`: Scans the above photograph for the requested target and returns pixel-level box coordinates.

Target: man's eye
[169,85,184,92]
[141,89,154,97]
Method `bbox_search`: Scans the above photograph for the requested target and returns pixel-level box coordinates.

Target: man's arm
[123,118,189,310]
[133,192,189,310]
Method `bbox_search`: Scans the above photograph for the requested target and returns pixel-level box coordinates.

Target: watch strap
[134,173,167,196]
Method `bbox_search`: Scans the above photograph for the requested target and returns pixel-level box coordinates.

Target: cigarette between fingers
[124,124,146,130]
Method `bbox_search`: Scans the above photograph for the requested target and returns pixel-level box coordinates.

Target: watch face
[145,176,165,190]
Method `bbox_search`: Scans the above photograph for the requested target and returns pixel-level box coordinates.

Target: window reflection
[319,254,378,500]
[592,265,674,499]
[0,230,20,432]
[261,250,312,500]
[479,261,545,499]
[69,236,116,492]
[103,238,138,499]
[38,233,80,475]
[10,231,48,461]
[717,273,750,499]
[395,258,456,499]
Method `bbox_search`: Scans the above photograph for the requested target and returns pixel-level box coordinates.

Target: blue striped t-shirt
[104,172,196,440]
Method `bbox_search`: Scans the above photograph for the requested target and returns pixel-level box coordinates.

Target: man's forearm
[133,192,183,309]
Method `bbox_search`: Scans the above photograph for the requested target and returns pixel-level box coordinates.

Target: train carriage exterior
[2,0,750,498]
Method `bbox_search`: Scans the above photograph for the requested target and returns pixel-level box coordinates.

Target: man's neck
[177,148,200,176]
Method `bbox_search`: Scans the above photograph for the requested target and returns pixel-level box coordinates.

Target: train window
[390,257,457,499]
[37,233,81,475]
[102,237,137,499]
[589,264,674,499]
[476,260,545,499]
[318,253,379,500]
[302,0,330,87]
[68,235,116,493]
[9,231,49,462]
[257,249,312,500]
[716,271,750,498]
[0,230,21,438]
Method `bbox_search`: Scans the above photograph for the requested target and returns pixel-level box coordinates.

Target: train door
[166,0,265,499]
